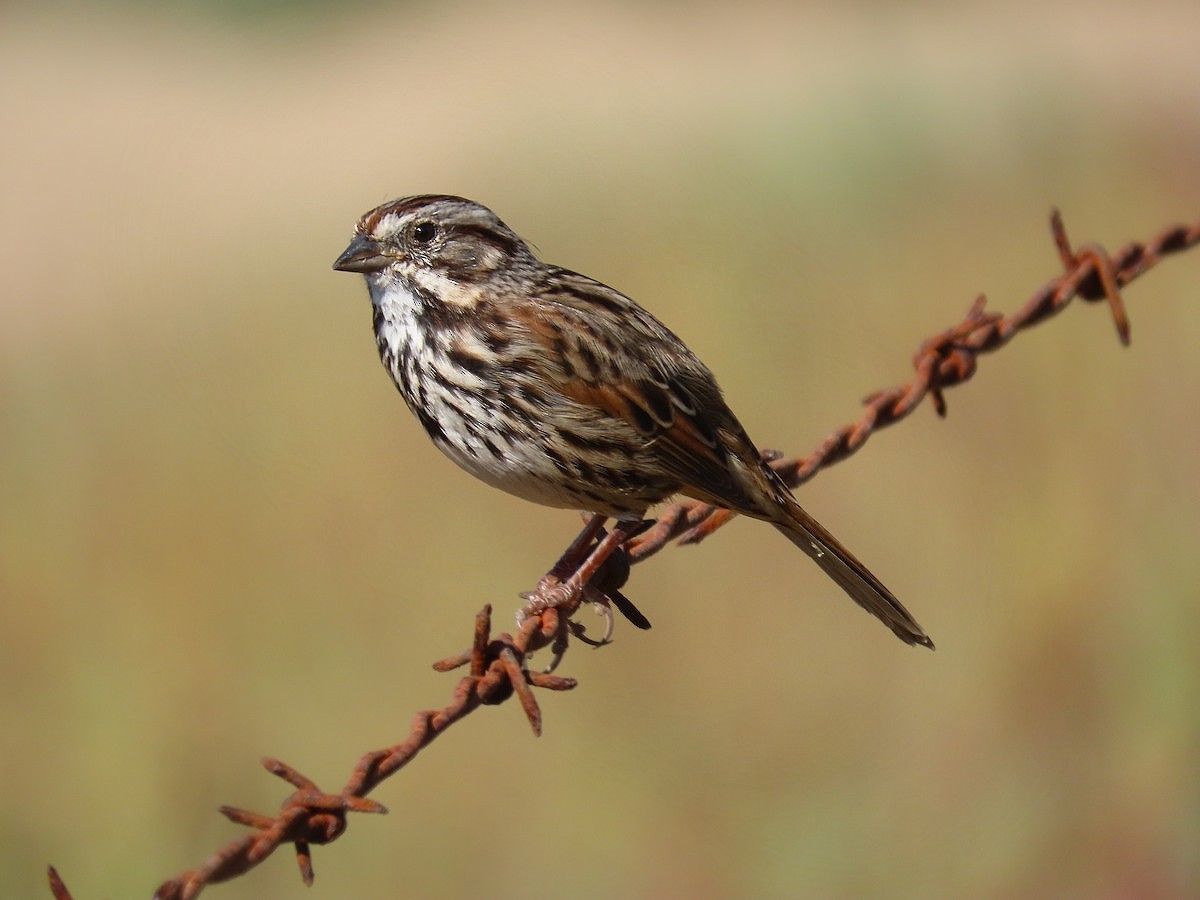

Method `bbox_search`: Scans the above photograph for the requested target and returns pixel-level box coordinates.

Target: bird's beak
[333,234,392,274]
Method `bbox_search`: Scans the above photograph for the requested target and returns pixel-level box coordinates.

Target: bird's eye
[412,221,437,244]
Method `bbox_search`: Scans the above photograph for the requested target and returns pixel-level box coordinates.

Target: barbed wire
[626,210,1192,557]
[48,210,1198,899]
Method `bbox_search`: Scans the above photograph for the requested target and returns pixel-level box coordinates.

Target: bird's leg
[522,516,642,620]
[554,517,642,603]
[534,513,608,593]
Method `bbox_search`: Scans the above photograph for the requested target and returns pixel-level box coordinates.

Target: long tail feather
[773,508,933,649]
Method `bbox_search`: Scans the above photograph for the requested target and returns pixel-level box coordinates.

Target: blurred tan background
[3,0,1199,897]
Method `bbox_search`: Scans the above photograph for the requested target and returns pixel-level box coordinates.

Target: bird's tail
[773,505,933,649]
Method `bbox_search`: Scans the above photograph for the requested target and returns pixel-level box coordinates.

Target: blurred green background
[3,0,1199,897]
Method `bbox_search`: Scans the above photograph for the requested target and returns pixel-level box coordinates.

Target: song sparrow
[333,195,932,648]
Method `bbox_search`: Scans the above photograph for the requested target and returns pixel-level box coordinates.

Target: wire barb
[46,209,1198,900]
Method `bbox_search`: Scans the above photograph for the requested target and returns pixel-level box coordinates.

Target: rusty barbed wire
[48,210,1198,900]
[625,210,1197,557]
[144,603,582,900]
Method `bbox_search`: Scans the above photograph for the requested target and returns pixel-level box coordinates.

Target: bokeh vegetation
[3,1,1198,897]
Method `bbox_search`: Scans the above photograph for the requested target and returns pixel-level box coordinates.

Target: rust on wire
[139,603,581,900]
[47,210,1198,900]
[628,212,1197,560]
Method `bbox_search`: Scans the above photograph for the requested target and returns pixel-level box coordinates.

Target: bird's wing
[525,269,775,514]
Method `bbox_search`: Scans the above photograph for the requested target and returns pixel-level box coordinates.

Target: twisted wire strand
[627,211,1195,557]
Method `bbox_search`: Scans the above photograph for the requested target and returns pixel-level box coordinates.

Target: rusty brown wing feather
[531,269,773,513]
[530,269,933,648]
